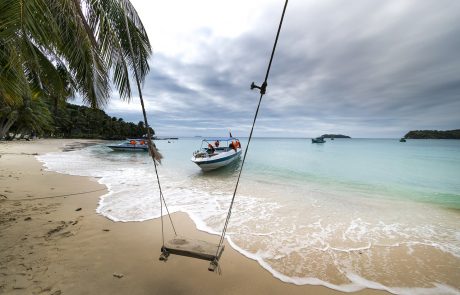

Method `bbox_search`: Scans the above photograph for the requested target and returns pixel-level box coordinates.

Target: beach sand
[0,139,388,295]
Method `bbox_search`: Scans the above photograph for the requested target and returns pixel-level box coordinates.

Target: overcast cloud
[104,0,460,138]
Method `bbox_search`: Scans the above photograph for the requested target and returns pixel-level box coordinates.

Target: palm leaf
[0,40,29,106]
[87,0,151,100]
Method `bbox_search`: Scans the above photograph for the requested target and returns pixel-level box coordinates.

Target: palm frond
[48,0,110,108]
[0,40,29,106]
[87,0,152,101]
[1,0,154,122]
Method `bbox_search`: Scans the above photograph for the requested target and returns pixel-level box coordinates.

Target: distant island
[321,134,351,138]
[154,137,179,140]
[404,129,460,139]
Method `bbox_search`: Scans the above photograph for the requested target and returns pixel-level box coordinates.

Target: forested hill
[321,134,351,138]
[404,129,460,139]
[52,103,153,139]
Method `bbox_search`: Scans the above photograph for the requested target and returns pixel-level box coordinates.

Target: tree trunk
[0,110,19,139]
[0,116,17,139]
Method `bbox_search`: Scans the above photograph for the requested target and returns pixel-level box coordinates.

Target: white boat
[191,138,242,171]
[107,138,149,152]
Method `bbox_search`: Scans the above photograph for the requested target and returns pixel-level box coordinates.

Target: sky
[101,0,460,138]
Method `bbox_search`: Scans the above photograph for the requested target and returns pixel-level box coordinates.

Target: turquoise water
[160,138,460,208]
[39,138,460,294]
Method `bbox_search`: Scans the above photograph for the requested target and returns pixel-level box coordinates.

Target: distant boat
[107,139,149,152]
[191,137,242,171]
[400,138,406,142]
[312,137,326,143]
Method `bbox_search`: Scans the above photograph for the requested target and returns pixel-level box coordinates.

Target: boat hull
[191,149,241,171]
[107,145,148,152]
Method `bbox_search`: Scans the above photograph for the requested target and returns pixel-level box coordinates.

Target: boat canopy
[201,137,239,142]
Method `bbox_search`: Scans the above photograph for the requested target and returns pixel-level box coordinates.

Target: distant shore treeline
[3,103,153,140]
[404,129,460,139]
[321,134,351,138]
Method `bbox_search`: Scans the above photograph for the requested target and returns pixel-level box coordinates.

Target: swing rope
[122,0,287,259]
[122,0,177,247]
[215,0,289,257]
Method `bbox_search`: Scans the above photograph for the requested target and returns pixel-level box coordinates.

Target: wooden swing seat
[159,237,224,271]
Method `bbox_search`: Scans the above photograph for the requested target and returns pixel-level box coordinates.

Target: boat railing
[193,150,211,158]
[193,148,224,158]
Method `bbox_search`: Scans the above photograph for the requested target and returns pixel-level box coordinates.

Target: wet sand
[0,139,388,294]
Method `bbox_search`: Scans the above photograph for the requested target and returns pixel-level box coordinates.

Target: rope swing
[123,0,288,272]
[122,1,177,250]
[213,0,289,269]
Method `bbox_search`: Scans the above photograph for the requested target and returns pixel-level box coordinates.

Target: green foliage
[321,134,351,138]
[51,103,153,139]
[404,130,460,139]
[0,0,151,108]
[13,97,53,135]
[0,0,152,139]
[3,100,153,140]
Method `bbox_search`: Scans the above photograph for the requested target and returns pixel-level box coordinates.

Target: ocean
[38,138,460,294]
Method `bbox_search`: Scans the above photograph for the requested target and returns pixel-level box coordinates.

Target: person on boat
[130,140,136,145]
[214,140,220,147]
[236,140,241,148]
[229,141,237,151]
[140,140,145,145]
[208,143,215,154]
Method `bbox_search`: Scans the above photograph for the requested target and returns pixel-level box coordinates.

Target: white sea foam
[37,143,460,295]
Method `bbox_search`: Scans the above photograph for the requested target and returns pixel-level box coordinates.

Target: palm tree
[0,0,160,160]
[12,96,53,138]
[1,0,151,104]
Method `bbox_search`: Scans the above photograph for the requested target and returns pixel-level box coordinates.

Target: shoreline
[1,139,390,294]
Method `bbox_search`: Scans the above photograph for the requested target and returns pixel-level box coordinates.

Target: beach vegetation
[53,103,152,139]
[3,101,152,140]
[0,0,151,139]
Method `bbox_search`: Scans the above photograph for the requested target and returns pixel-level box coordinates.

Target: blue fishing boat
[107,139,149,152]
